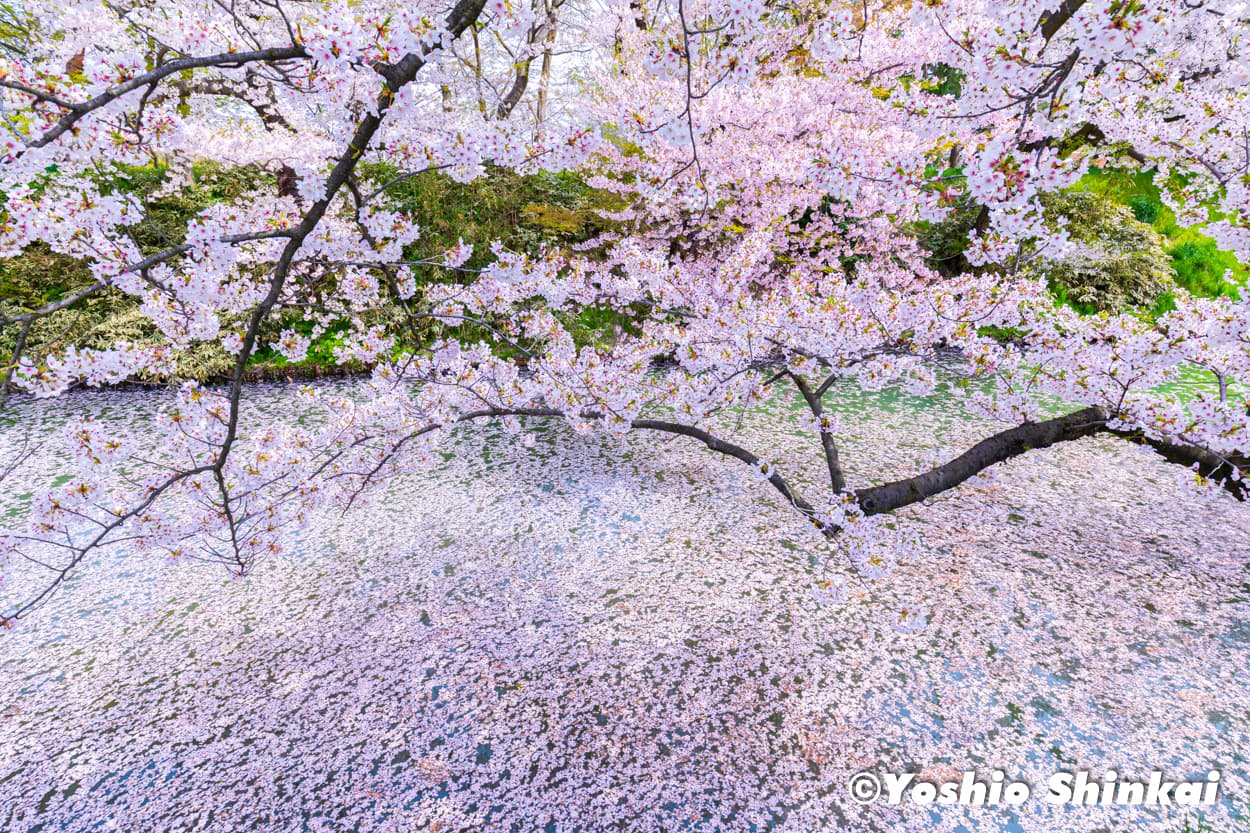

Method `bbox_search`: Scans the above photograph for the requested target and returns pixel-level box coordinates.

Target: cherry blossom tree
[0,0,1247,625]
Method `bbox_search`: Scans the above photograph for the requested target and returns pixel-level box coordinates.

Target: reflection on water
[0,375,1247,833]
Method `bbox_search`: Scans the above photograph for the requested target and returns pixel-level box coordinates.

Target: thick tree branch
[1105,428,1249,502]
[497,58,534,120]
[0,317,31,409]
[632,417,818,517]
[856,406,1248,514]
[855,406,1107,514]
[395,406,821,519]
[403,400,1246,533]
[1039,0,1086,40]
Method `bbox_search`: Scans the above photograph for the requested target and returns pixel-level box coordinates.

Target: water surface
[0,376,1247,833]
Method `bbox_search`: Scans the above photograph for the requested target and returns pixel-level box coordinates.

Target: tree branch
[0,229,294,328]
[20,45,310,150]
[787,372,846,492]
[1039,0,1087,40]
[214,0,489,468]
[0,0,491,622]
[632,417,818,517]
[855,406,1248,514]
[1105,427,1249,502]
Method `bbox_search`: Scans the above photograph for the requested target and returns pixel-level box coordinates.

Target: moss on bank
[3,157,1246,387]
[0,162,622,385]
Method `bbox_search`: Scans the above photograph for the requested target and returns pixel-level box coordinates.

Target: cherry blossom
[0,0,1243,728]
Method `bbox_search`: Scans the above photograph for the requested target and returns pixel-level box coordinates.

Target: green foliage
[96,160,274,254]
[599,124,646,159]
[557,303,646,352]
[0,281,239,385]
[0,242,93,309]
[15,152,1238,388]
[914,163,1247,318]
[247,313,367,373]
[1038,191,1176,313]
[1167,234,1243,299]
[1128,194,1159,224]
[361,165,620,273]
[912,196,983,277]
[976,324,1027,345]
[921,63,963,97]
[1,162,279,384]
[2,162,629,388]
[0,2,34,59]
[358,165,626,355]
[521,203,586,235]
[1071,166,1247,300]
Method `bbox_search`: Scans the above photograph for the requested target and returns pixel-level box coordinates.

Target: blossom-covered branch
[0,0,1247,625]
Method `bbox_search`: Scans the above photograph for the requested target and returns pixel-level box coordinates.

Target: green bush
[1,163,275,383]
[1072,166,1246,300]
[2,162,629,386]
[912,197,984,277]
[359,165,621,272]
[358,164,627,356]
[1038,191,1176,312]
[1128,194,1159,224]
[914,165,1248,315]
[1168,234,1243,299]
